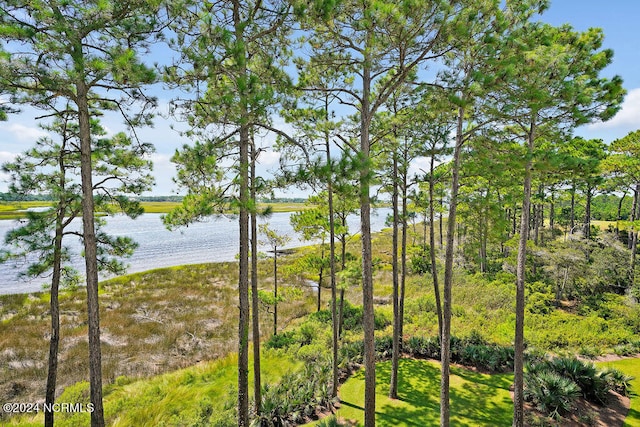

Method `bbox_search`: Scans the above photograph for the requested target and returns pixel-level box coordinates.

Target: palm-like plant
[524,370,581,419]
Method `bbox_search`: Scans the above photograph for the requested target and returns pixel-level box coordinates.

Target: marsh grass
[0,257,317,415]
[0,201,52,220]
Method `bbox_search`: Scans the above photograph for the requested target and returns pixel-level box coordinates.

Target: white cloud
[0,151,18,192]
[257,150,280,166]
[587,87,640,132]
[0,151,17,163]
[146,153,180,196]
[0,123,49,142]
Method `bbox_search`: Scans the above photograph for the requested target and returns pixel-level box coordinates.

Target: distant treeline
[0,192,307,204]
[0,193,53,202]
[259,197,306,204]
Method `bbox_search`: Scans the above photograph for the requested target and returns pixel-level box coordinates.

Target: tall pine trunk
[630,183,640,287]
[399,149,408,344]
[273,247,278,336]
[325,98,339,398]
[234,2,250,423]
[584,186,592,239]
[360,35,376,426]
[513,120,536,427]
[429,153,443,338]
[441,106,465,427]
[390,154,400,399]
[570,183,576,234]
[237,123,250,427]
[250,142,261,415]
[616,193,625,238]
[77,78,105,427]
[45,158,66,427]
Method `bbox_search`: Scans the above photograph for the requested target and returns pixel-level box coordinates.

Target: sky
[0,1,639,197]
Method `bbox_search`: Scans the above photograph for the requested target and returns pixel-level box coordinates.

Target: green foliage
[265,331,297,350]
[308,300,392,332]
[546,357,610,404]
[601,367,635,397]
[254,361,336,426]
[524,369,580,419]
[524,355,635,421]
[527,292,555,315]
[405,336,441,359]
[408,244,431,275]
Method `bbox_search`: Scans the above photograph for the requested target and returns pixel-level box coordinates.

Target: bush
[265,331,297,350]
[317,415,344,427]
[527,292,555,315]
[525,355,628,420]
[546,357,610,404]
[524,370,580,419]
[253,361,337,426]
[457,344,514,373]
[601,367,635,397]
[308,309,332,324]
[405,336,440,359]
[339,340,364,364]
[409,245,431,275]
[375,335,393,360]
[338,301,390,331]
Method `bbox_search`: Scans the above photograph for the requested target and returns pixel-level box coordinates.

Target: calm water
[0,209,391,295]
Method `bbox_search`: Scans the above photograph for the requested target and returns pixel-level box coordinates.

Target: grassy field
[6,350,301,426]
[330,359,513,427]
[598,358,640,427]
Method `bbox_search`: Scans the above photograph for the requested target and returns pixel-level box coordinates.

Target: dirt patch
[511,389,630,426]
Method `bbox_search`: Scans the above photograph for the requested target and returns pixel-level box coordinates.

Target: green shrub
[601,367,634,397]
[458,344,514,373]
[339,340,364,364]
[527,292,555,315]
[265,331,297,350]
[409,245,431,275]
[524,370,580,419]
[298,320,322,345]
[317,415,344,427]
[308,309,332,324]
[337,301,391,331]
[405,336,440,359]
[296,343,328,363]
[547,357,610,404]
[254,361,336,426]
[375,335,393,359]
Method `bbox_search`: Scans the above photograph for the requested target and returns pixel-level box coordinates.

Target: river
[0,209,391,295]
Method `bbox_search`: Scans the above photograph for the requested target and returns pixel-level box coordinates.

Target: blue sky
[540,0,640,142]
[1,2,638,196]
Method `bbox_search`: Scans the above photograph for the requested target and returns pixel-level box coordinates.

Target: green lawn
[597,358,640,427]
[329,357,640,427]
[6,349,301,426]
[333,359,513,427]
